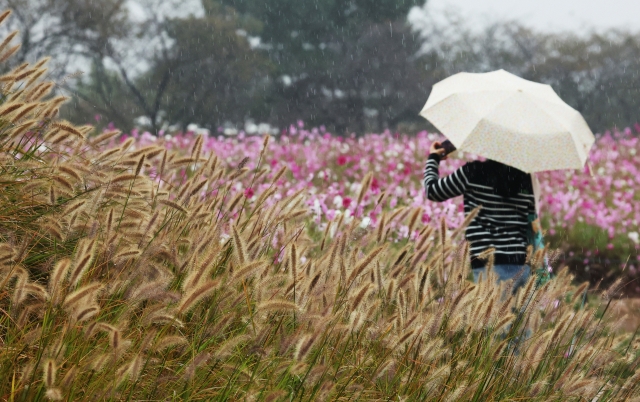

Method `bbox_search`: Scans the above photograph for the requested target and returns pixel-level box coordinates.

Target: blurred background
[2,0,639,135]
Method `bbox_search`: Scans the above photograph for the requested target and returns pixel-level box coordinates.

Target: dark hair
[483,160,532,198]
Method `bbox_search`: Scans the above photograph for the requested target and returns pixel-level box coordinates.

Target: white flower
[398,225,409,239]
[142,133,157,142]
[629,232,639,244]
[360,217,371,229]
[333,195,343,208]
[312,199,321,216]
[343,209,353,224]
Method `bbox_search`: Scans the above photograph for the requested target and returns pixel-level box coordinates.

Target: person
[423,141,536,292]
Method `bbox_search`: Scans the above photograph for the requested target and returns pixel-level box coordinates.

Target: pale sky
[413,0,640,34]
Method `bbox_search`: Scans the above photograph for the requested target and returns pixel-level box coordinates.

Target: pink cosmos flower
[370,177,380,192]
[118,122,640,274]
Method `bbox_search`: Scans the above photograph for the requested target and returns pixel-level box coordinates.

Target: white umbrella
[419,69,595,173]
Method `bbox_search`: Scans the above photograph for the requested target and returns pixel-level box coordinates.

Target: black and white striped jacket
[423,154,535,268]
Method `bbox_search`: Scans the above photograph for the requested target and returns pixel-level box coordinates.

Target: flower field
[129,123,640,291]
[2,12,640,401]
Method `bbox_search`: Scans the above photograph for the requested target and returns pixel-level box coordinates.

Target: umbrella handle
[586,162,595,179]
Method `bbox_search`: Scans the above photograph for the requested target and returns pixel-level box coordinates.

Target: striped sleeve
[423,154,470,202]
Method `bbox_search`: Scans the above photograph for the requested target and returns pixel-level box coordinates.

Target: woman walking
[423,141,536,292]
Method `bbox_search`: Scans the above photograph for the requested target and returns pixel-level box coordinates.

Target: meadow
[129,122,640,291]
[1,10,640,401]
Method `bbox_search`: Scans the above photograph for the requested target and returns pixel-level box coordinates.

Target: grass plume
[0,13,637,402]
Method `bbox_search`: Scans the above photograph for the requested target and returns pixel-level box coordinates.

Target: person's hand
[429,141,448,160]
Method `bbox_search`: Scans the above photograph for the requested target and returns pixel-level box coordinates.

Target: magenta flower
[371,177,380,192]
[118,120,640,275]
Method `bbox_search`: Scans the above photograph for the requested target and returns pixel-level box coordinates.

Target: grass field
[1,10,640,401]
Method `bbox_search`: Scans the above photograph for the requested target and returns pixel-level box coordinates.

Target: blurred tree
[62,0,269,132]
[5,0,640,133]
[54,0,177,131]
[64,60,141,130]
[1,0,143,129]
[213,0,425,132]
[542,31,640,131]
[156,4,271,129]
[0,0,129,78]
[419,20,640,133]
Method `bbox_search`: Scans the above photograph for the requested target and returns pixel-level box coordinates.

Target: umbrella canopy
[420,69,595,173]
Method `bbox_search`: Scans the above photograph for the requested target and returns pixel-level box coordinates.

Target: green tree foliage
[158,6,272,129]
[65,61,141,130]
[213,0,421,45]
[61,0,269,132]
[6,0,640,134]
[212,0,425,132]
[542,31,640,131]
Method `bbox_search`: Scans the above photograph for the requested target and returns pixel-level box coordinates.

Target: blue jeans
[474,265,532,351]
[472,265,530,293]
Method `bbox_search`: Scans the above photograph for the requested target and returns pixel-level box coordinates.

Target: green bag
[527,213,552,287]
[526,175,552,287]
